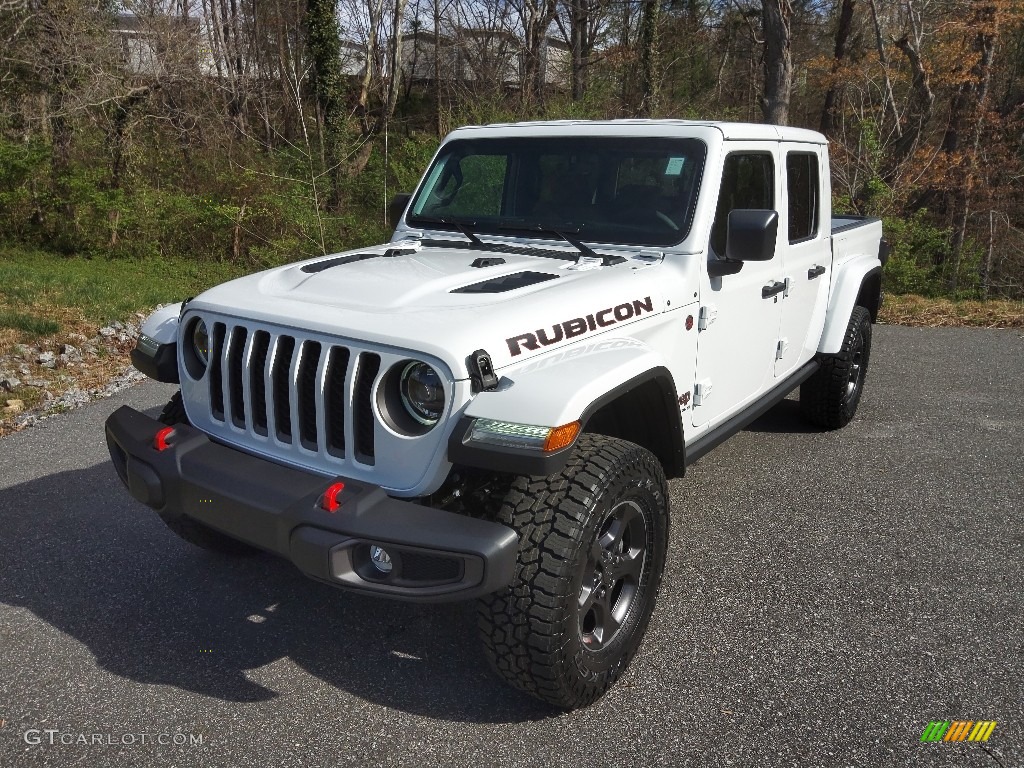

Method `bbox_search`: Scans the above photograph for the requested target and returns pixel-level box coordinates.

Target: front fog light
[369,545,393,573]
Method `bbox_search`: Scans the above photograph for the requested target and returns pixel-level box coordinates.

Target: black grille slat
[325,347,350,456]
[297,341,322,448]
[228,327,248,427]
[272,336,296,442]
[354,353,380,463]
[209,323,226,420]
[195,319,428,474]
[250,331,270,435]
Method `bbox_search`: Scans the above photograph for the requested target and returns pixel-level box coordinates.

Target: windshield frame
[406,136,708,248]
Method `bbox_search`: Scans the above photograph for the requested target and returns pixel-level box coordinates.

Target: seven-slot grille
[201,320,380,465]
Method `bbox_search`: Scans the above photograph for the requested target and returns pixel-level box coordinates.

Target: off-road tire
[800,305,872,429]
[477,434,669,709]
[156,391,258,556]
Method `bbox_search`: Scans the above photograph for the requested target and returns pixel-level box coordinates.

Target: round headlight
[399,362,444,426]
[192,320,209,366]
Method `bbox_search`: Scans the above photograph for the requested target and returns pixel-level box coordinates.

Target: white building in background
[401,28,569,90]
[113,14,366,81]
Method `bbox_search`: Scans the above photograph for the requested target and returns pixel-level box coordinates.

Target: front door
[692,145,784,428]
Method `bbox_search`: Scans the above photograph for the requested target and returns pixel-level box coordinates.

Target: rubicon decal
[506,297,654,356]
[920,721,997,743]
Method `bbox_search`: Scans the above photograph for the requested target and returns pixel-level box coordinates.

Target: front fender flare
[448,338,683,476]
[132,303,184,383]
[141,303,183,344]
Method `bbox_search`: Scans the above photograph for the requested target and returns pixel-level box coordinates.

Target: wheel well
[583,377,685,478]
[856,269,883,322]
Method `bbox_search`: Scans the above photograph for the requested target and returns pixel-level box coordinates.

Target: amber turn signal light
[543,421,581,452]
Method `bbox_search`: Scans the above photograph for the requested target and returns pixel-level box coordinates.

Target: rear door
[692,145,783,428]
[775,144,831,378]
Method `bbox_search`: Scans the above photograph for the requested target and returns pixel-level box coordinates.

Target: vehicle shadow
[743,397,826,434]
[0,459,555,724]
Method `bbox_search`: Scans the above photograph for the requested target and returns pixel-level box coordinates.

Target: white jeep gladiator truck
[105,120,886,708]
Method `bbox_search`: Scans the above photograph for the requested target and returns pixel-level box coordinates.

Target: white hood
[187,242,669,378]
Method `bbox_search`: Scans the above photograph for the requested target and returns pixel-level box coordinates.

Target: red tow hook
[321,482,346,513]
[153,426,175,451]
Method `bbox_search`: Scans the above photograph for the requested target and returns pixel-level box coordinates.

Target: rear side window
[786,152,819,242]
[710,153,774,255]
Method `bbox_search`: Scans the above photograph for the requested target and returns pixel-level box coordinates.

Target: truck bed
[831,215,885,268]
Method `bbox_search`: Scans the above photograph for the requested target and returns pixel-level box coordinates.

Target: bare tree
[819,0,857,137]
[760,0,792,125]
[945,1,999,293]
[636,0,661,116]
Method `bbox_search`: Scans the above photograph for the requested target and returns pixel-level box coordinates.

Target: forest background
[2,0,1024,303]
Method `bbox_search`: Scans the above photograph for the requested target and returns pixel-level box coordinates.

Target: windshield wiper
[496,223,625,266]
[410,215,484,247]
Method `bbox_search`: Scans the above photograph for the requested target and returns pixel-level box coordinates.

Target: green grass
[0,247,253,326]
[0,310,60,336]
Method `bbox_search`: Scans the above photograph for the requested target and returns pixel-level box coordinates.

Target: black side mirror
[388,192,413,230]
[725,209,778,262]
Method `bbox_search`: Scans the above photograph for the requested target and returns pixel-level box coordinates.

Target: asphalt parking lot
[1,325,1021,767]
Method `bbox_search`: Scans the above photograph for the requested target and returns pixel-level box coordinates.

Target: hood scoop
[451,271,558,294]
[301,252,381,273]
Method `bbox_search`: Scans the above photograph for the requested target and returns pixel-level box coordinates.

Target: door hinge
[698,304,718,330]
[694,379,713,405]
[776,338,789,360]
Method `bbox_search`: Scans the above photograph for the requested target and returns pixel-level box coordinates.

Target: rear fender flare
[818,258,881,355]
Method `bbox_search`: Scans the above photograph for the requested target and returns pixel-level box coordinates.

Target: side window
[710,153,774,256]
[786,152,819,242]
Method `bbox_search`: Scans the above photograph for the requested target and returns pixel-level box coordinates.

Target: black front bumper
[104,406,518,602]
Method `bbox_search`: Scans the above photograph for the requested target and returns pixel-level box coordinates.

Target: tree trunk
[521,0,557,108]
[48,90,73,221]
[982,209,995,299]
[637,0,662,117]
[433,0,443,135]
[760,0,792,126]
[307,0,348,212]
[888,35,934,172]
[867,0,900,138]
[357,0,384,133]
[819,0,857,137]
[383,0,409,129]
[569,0,590,101]
[946,4,998,294]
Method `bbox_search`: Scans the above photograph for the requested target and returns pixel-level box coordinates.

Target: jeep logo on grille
[505,296,654,357]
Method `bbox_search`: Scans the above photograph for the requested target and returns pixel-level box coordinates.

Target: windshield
[407,136,707,247]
